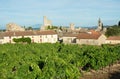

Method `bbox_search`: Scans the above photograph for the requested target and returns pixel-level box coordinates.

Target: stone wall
[6,23,25,31]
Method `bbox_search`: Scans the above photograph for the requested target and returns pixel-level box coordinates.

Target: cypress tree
[118,21,120,26]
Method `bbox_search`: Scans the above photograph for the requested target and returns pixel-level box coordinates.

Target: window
[9,36,11,39]
[40,35,42,38]
[32,39,34,43]
[40,39,42,42]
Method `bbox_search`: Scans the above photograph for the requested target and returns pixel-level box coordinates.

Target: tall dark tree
[118,21,120,26]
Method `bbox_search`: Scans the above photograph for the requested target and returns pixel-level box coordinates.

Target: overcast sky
[0,0,120,27]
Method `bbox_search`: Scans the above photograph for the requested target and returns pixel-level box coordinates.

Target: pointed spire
[98,18,101,23]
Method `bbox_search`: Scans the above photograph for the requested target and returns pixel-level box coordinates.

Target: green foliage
[118,21,120,26]
[46,26,58,30]
[0,43,120,79]
[105,25,120,37]
[13,37,31,44]
[25,26,33,30]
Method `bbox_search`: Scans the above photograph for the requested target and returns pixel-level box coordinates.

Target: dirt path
[80,63,120,79]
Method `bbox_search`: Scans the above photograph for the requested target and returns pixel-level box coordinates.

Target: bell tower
[97,18,103,31]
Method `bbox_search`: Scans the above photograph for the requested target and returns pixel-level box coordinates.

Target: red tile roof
[77,32,101,39]
[107,36,120,40]
[89,30,100,34]
[61,30,102,39]
[77,33,101,39]
[62,30,102,39]
[63,34,79,37]
[0,30,57,37]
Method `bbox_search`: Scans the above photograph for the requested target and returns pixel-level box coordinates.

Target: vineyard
[0,43,120,79]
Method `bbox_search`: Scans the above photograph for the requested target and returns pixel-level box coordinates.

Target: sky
[0,0,120,28]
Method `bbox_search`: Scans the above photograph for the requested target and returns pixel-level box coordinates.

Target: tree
[118,21,120,26]
[59,26,63,31]
[26,26,33,30]
[105,25,120,36]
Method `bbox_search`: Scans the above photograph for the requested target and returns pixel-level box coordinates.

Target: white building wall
[3,37,10,43]
[42,34,58,43]
[0,39,3,44]
[0,34,58,44]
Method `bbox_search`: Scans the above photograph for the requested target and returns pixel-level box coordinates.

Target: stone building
[6,23,25,31]
[76,32,107,45]
[96,18,103,31]
[62,34,78,44]
[106,36,120,44]
[69,23,75,30]
[62,30,107,45]
[41,16,52,30]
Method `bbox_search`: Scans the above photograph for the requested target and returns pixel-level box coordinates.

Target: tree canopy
[105,25,120,37]
[118,21,120,26]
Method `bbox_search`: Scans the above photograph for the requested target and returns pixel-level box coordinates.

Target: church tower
[97,18,103,31]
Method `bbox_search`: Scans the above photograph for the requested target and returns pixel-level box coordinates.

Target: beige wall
[62,37,76,44]
[0,39,3,44]
[41,34,58,43]
[3,37,11,43]
[76,34,107,45]
[106,40,120,44]
[3,36,22,43]
[97,34,107,45]
[76,39,98,45]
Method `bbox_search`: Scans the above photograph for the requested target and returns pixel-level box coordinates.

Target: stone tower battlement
[41,16,52,30]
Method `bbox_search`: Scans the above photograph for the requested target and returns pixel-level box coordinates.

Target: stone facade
[41,16,52,30]
[106,36,120,44]
[43,16,52,26]
[6,23,25,31]
[76,33,107,45]
[69,23,75,30]
[62,34,77,44]
[62,31,107,45]
[96,18,103,31]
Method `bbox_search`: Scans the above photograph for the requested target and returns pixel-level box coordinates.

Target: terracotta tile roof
[107,36,120,40]
[89,30,101,35]
[37,30,57,35]
[0,30,57,37]
[62,30,102,39]
[63,34,79,37]
[77,32,101,39]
